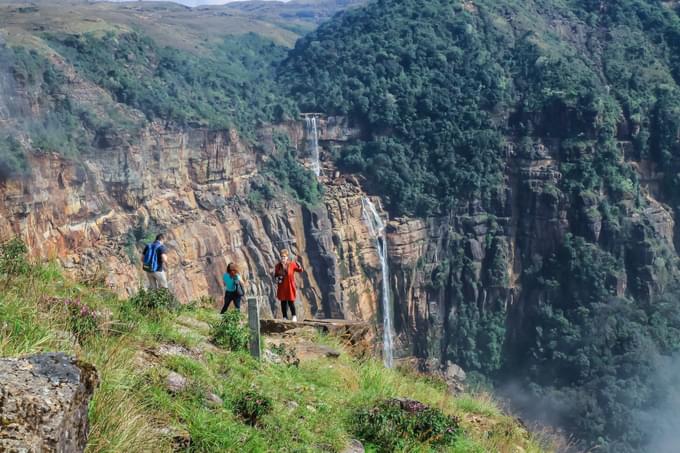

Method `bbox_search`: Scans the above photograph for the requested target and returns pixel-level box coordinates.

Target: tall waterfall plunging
[361,197,394,368]
[305,115,321,177]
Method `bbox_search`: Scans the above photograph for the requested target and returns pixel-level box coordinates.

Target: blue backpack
[143,242,161,272]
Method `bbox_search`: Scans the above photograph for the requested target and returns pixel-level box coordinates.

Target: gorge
[3,0,680,451]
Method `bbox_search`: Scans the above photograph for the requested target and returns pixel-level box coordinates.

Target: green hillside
[0,240,548,452]
[280,0,680,218]
[0,0,359,49]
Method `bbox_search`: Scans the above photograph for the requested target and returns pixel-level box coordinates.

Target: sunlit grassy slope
[0,254,552,452]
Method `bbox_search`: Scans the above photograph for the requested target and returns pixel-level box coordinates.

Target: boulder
[0,353,98,453]
[263,349,283,365]
[444,361,467,382]
[205,392,223,408]
[165,371,188,394]
[342,439,365,453]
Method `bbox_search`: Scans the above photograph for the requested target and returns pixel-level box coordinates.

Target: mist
[635,354,680,453]
[497,349,680,453]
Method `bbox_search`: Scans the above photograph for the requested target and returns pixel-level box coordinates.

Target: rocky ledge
[260,318,370,344]
[0,353,98,453]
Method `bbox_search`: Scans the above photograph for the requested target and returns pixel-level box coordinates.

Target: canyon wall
[2,48,678,367]
[382,139,678,365]
[2,112,677,364]
[0,113,387,330]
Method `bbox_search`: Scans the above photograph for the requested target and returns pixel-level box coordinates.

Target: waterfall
[361,197,394,368]
[305,115,321,177]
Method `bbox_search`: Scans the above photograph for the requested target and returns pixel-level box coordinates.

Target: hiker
[142,234,169,289]
[221,262,245,313]
[274,249,303,322]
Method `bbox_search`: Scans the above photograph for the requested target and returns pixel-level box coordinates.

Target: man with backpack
[142,233,169,289]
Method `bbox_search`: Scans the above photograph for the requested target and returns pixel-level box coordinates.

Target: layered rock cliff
[2,101,677,366]
[381,135,679,362]
[0,104,389,331]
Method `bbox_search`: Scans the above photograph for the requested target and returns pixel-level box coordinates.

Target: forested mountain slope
[280,1,680,451]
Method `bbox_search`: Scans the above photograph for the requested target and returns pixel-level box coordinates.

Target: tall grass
[0,250,552,453]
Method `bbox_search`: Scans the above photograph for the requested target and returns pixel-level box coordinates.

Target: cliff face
[2,47,678,369]
[382,143,678,367]
[2,110,677,362]
[0,109,385,328]
[2,106,678,371]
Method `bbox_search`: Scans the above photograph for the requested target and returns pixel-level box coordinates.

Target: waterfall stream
[361,197,394,368]
[305,115,321,177]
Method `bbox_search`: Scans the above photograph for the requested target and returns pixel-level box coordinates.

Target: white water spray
[362,197,394,368]
[305,115,321,177]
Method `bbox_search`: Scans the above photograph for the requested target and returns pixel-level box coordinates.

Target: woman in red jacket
[274,249,303,322]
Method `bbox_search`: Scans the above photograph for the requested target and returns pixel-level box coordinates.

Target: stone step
[260,318,369,344]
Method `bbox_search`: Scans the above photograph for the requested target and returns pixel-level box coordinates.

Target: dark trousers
[281,300,296,319]
[221,291,242,313]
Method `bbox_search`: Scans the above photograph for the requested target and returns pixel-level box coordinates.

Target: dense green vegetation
[281,0,509,216]
[0,240,547,453]
[0,44,91,172]
[351,398,461,451]
[0,135,27,180]
[48,32,296,136]
[514,235,680,451]
[280,0,680,451]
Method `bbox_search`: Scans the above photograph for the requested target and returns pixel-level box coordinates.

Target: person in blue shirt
[221,262,244,313]
[142,234,169,289]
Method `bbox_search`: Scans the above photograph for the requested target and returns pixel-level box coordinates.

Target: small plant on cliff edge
[232,389,272,427]
[0,237,30,277]
[351,398,460,451]
[128,288,179,316]
[43,296,99,341]
[211,309,249,351]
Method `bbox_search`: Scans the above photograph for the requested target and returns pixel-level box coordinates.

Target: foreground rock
[0,353,98,453]
[342,439,365,453]
[165,371,188,394]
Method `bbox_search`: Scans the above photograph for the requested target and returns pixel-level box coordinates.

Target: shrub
[351,398,460,452]
[185,295,215,311]
[44,296,99,341]
[0,135,28,180]
[210,309,249,352]
[269,343,300,367]
[0,237,30,276]
[128,288,179,315]
[232,389,272,427]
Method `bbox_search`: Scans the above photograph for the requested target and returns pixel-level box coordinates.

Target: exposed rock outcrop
[0,353,98,453]
[260,318,370,344]
[1,51,678,371]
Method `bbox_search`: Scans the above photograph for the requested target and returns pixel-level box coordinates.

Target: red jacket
[275,261,303,301]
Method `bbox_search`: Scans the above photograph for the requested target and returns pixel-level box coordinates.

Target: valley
[2,0,680,451]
